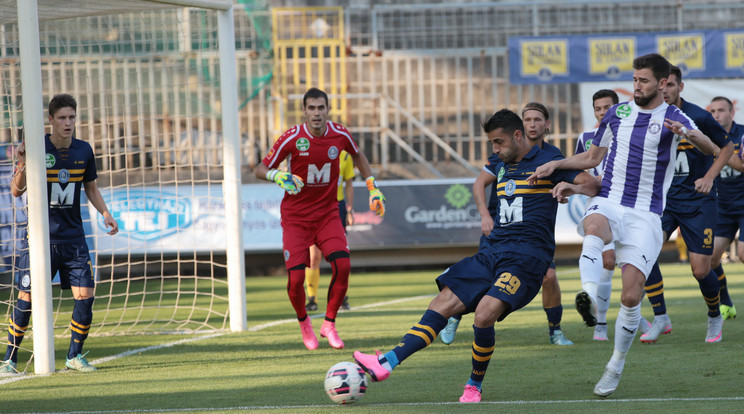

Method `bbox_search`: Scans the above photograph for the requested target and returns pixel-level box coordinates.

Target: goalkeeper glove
[366,176,386,218]
[266,169,304,195]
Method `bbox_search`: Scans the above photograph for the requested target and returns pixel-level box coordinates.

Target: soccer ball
[324,361,367,404]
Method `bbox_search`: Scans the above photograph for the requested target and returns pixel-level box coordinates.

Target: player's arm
[11,141,26,197]
[255,162,304,195]
[696,140,734,194]
[472,169,496,236]
[351,151,385,218]
[84,180,119,235]
[727,147,744,172]
[664,119,716,155]
[528,145,607,184]
[343,175,354,225]
[551,171,601,203]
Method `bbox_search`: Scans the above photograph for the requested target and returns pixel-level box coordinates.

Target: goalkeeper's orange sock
[305,267,320,299]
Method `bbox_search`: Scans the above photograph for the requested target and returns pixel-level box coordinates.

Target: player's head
[521,102,550,143]
[48,94,77,140]
[663,65,684,107]
[482,109,526,164]
[709,96,735,131]
[592,89,619,124]
[632,53,670,108]
[302,87,330,136]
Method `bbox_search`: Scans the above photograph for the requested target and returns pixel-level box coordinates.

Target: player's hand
[694,176,713,195]
[267,169,304,195]
[481,215,494,237]
[15,141,25,165]
[551,182,577,203]
[103,213,119,235]
[527,161,558,185]
[366,176,386,218]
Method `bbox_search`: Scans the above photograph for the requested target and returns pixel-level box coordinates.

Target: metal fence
[1,1,743,179]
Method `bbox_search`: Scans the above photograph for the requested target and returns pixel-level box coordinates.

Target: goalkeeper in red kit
[255,87,385,350]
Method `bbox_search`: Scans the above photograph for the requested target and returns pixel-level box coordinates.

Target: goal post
[7,0,246,375]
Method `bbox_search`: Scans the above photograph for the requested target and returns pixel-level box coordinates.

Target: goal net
[0,1,250,372]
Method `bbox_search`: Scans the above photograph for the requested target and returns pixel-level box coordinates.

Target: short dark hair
[592,89,619,105]
[48,94,77,117]
[522,102,550,121]
[303,87,329,107]
[711,96,734,111]
[632,53,671,82]
[482,109,524,135]
[669,65,682,83]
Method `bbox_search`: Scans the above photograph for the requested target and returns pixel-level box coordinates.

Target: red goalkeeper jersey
[262,121,359,223]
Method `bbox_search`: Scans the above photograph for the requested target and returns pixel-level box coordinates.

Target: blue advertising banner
[509,29,744,84]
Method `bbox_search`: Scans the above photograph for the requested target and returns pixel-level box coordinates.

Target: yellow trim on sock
[472,342,495,354]
[408,329,433,345]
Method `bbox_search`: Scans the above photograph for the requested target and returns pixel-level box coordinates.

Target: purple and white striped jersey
[592,101,696,215]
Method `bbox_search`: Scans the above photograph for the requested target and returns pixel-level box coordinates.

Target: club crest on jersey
[21,274,30,288]
[57,168,70,183]
[328,146,339,160]
[296,138,310,151]
[505,179,516,196]
[45,154,56,168]
[283,250,290,262]
[648,119,662,135]
[615,104,632,118]
[497,167,505,182]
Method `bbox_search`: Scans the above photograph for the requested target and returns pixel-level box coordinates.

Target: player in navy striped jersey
[354,109,600,403]
[639,67,734,345]
[708,96,744,321]
[1,94,119,374]
[530,54,717,397]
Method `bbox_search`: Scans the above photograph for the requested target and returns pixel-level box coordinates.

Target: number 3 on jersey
[494,272,521,295]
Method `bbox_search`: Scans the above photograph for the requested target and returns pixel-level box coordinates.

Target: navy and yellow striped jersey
[482,145,579,263]
[486,141,563,217]
[43,134,97,243]
[715,121,744,209]
[667,98,730,204]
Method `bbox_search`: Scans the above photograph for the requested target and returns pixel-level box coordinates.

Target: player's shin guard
[644,262,667,316]
[579,235,604,298]
[68,297,94,359]
[698,270,721,317]
[4,298,31,363]
[467,325,495,389]
[391,310,448,364]
[610,303,641,372]
[714,265,733,307]
[287,265,308,319]
[326,252,350,320]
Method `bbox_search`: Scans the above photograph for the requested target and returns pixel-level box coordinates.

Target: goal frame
[15,0,246,375]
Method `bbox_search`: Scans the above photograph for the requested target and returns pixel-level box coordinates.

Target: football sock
[609,303,641,372]
[451,313,463,321]
[4,298,31,363]
[305,267,320,300]
[391,309,447,365]
[579,235,604,297]
[644,262,667,316]
[325,254,350,320]
[714,264,733,307]
[698,270,721,318]
[467,325,495,388]
[544,305,563,336]
[287,267,308,319]
[596,268,613,324]
[68,297,94,359]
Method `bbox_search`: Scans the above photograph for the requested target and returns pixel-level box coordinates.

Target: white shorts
[577,197,662,278]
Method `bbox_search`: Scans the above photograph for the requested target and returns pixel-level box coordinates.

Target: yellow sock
[305,267,320,299]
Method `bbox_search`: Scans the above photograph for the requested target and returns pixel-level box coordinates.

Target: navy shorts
[715,208,744,242]
[436,250,549,322]
[15,241,94,291]
[338,199,348,232]
[662,198,717,255]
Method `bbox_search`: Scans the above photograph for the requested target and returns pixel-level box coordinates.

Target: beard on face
[634,89,657,107]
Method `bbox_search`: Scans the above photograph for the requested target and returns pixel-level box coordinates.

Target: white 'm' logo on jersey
[499,197,523,224]
[50,183,75,206]
[307,163,331,184]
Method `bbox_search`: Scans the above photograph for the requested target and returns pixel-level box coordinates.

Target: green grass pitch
[2,262,743,413]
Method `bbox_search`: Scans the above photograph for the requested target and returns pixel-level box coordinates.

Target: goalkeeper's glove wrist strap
[266,168,279,182]
[366,176,377,192]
